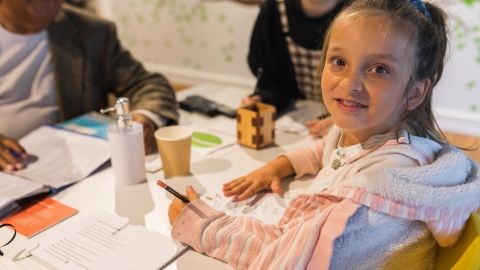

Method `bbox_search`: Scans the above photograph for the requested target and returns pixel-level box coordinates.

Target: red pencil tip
[156,180,167,188]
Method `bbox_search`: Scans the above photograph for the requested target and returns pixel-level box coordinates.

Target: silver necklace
[332,132,346,170]
[332,147,346,170]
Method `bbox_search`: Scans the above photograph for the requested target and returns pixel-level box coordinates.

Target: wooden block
[236,102,276,149]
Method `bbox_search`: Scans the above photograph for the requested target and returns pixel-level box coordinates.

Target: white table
[5,83,316,270]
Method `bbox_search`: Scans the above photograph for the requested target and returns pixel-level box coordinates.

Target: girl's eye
[370,65,389,74]
[330,57,345,67]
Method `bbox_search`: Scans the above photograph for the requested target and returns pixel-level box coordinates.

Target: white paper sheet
[0,173,45,211]
[276,100,326,135]
[14,126,110,189]
[0,257,23,270]
[31,210,187,270]
[202,191,295,225]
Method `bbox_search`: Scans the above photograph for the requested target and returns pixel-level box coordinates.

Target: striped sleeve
[172,195,351,269]
[172,200,283,269]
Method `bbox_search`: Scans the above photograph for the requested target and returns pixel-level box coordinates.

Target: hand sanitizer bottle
[101,97,146,185]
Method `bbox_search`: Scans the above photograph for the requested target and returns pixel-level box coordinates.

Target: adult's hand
[239,95,261,108]
[0,135,28,172]
[132,114,157,155]
[168,186,200,225]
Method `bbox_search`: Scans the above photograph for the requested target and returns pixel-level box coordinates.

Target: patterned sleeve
[172,194,349,269]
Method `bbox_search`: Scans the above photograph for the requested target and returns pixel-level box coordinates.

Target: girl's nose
[339,73,363,93]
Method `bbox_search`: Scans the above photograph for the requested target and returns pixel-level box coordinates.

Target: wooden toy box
[236,102,275,149]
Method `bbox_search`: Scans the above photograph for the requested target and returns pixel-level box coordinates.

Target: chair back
[435,213,480,270]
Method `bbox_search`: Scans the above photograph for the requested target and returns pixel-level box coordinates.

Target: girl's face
[321,15,425,145]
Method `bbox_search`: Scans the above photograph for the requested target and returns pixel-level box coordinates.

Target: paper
[0,257,23,270]
[56,112,112,140]
[1,197,78,238]
[275,116,309,135]
[14,126,110,189]
[0,173,45,212]
[31,210,188,270]
[202,191,294,225]
[191,127,236,156]
[276,100,326,135]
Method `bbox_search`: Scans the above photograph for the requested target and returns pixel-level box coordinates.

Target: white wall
[97,0,480,136]
[433,1,480,136]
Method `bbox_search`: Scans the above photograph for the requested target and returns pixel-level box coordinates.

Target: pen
[156,180,190,203]
[9,149,21,159]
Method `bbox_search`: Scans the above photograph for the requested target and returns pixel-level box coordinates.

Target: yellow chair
[436,212,480,270]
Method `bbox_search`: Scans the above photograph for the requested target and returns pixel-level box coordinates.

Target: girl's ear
[407,78,431,111]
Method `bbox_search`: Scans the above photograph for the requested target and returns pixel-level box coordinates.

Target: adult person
[236,0,348,136]
[0,0,178,172]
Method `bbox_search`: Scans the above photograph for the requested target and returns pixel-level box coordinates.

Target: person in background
[0,0,178,172]
[236,0,349,137]
[168,0,480,268]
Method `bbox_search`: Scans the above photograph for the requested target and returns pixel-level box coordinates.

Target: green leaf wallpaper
[462,0,480,6]
[436,1,480,117]
[112,0,257,79]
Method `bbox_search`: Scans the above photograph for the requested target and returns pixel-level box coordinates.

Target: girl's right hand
[223,156,294,201]
[223,165,283,201]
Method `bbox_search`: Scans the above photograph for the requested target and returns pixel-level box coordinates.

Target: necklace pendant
[332,158,342,170]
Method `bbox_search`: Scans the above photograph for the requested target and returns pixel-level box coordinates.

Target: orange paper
[1,197,78,238]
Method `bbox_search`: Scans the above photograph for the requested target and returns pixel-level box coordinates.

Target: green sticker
[192,132,222,148]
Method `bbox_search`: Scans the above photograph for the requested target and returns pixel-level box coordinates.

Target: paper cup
[154,126,192,177]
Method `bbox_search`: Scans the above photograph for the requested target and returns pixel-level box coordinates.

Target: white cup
[154,126,192,177]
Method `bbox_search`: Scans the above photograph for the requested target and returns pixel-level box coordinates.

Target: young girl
[168,0,480,268]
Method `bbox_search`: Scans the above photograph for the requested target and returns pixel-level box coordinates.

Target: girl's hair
[318,0,449,144]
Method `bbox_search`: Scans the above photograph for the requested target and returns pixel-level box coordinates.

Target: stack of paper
[0,126,110,219]
[31,211,188,270]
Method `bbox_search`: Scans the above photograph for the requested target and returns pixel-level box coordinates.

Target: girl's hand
[305,116,333,138]
[223,162,286,201]
[168,186,200,225]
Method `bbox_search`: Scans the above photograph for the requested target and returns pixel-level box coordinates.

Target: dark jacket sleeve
[49,5,178,124]
[247,0,301,113]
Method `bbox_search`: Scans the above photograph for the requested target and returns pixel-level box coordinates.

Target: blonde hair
[319,0,449,144]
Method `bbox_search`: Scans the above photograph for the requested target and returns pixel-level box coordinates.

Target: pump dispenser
[101,97,146,185]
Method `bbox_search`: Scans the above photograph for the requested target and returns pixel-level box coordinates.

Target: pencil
[156,180,190,203]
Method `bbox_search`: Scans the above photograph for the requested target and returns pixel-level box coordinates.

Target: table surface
[6,83,316,270]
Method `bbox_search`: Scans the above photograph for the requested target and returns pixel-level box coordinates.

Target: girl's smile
[334,98,368,112]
